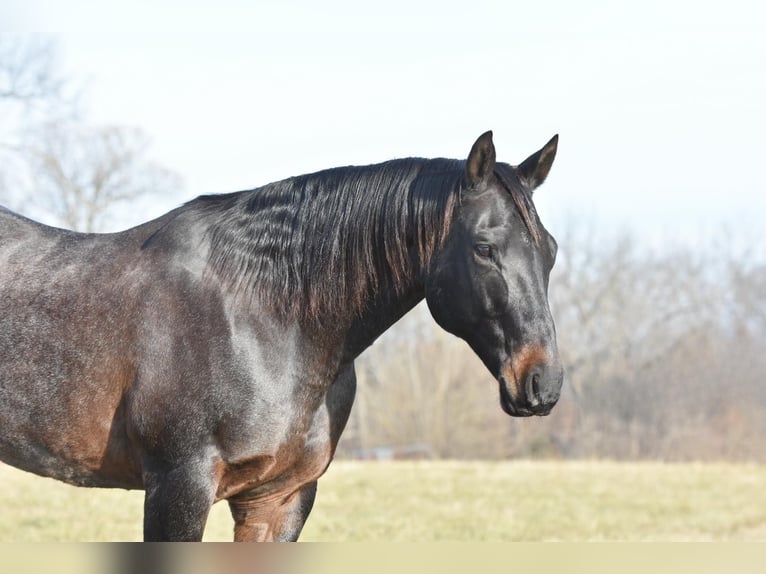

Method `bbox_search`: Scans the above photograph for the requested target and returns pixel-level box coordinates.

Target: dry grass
[1,460,766,541]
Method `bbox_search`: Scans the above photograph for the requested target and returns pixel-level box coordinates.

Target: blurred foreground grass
[1,460,766,541]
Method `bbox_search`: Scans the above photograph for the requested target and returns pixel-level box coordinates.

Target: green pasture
[1,460,766,541]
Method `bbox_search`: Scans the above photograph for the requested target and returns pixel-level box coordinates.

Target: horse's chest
[214,403,335,501]
[210,348,355,502]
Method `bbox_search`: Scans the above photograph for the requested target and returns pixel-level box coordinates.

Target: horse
[0,131,563,541]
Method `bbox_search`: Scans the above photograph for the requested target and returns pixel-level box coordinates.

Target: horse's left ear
[516,134,558,192]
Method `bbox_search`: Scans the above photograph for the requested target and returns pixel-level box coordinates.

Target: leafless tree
[1,37,77,207]
[1,38,181,231]
[19,122,181,232]
[0,37,64,104]
[338,303,517,459]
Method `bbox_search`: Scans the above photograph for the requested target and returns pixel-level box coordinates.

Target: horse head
[425,131,563,416]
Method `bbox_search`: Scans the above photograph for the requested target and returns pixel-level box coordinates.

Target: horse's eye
[475,244,492,259]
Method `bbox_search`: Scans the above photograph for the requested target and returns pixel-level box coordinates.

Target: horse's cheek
[477,273,509,318]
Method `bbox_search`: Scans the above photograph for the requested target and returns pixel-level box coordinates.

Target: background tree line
[336,222,766,461]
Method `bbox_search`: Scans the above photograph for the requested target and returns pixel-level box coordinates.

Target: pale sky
[3,0,765,251]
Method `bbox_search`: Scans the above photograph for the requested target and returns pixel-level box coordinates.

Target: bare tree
[1,37,179,230]
[0,37,64,104]
[20,122,181,232]
[1,37,76,207]
[339,303,513,459]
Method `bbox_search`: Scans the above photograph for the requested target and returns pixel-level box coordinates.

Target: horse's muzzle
[498,352,563,417]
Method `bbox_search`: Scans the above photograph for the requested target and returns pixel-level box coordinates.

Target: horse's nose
[499,345,564,416]
[523,363,563,414]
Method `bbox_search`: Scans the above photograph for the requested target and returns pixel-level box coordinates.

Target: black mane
[192,158,461,322]
[494,163,542,246]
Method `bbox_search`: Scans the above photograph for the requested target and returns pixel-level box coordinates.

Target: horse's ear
[466,131,496,187]
[516,134,558,192]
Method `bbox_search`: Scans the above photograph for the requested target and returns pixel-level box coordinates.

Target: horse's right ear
[466,131,496,187]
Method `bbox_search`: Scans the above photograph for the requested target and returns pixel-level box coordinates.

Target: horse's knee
[228,483,317,542]
[228,493,277,542]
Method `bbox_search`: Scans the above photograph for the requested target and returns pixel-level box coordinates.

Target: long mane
[494,163,542,246]
[192,158,461,322]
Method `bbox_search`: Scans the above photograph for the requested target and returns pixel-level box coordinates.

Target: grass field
[1,460,766,541]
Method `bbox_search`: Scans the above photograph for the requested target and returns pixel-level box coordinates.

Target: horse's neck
[341,277,426,362]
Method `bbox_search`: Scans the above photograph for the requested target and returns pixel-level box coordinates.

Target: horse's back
[0,206,93,268]
[0,204,56,242]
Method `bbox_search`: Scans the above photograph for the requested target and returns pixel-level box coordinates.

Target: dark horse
[0,131,563,541]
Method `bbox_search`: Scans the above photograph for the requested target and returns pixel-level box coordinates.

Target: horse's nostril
[526,371,542,407]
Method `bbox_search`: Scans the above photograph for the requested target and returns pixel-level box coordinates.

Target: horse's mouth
[498,378,553,417]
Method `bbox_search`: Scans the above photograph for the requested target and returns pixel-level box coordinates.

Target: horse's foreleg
[142,457,218,541]
[225,363,356,542]
[273,481,318,541]
[227,481,318,542]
